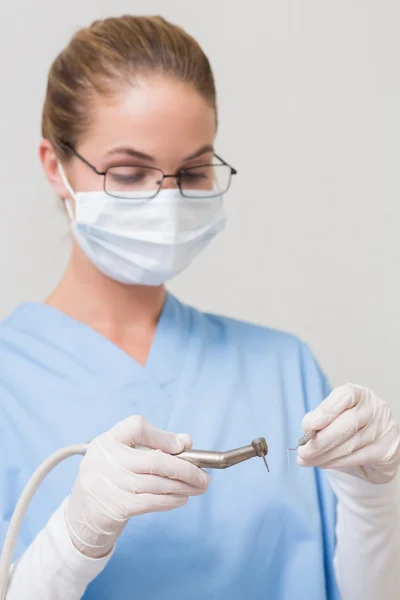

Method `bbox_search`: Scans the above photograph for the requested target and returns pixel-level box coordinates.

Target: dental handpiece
[176,437,270,471]
[0,437,270,597]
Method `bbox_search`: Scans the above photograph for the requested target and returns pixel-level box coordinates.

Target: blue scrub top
[0,294,340,599]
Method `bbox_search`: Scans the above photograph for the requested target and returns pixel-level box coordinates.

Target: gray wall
[0,1,399,419]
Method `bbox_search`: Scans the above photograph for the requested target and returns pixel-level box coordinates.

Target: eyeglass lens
[105,164,232,198]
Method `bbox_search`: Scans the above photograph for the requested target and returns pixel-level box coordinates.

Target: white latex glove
[65,416,209,559]
[297,383,400,483]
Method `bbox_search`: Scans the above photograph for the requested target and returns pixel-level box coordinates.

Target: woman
[1,15,399,600]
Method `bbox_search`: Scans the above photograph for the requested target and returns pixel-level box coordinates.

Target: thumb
[109,415,191,455]
[176,433,193,451]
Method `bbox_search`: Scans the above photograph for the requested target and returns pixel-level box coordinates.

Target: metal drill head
[251,437,268,457]
[251,437,270,472]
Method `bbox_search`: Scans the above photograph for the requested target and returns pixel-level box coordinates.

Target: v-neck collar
[145,293,191,386]
[5,293,190,388]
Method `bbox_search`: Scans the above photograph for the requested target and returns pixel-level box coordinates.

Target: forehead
[79,77,217,158]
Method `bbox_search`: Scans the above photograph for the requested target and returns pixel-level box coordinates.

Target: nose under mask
[58,163,226,285]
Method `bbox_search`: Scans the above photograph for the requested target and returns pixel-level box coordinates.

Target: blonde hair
[41,15,217,158]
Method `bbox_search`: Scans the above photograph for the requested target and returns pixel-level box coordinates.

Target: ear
[39,139,72,200]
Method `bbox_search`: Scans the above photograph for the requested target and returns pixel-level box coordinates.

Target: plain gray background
[0,1,399,420]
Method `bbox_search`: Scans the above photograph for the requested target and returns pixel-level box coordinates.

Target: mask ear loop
[57,162,76,222]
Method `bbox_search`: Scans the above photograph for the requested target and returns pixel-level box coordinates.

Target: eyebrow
[105,147,155,162]
[184,144,214,161]
[105,144,214,163]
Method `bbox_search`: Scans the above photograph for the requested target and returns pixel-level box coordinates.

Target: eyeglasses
[60,144,237,200]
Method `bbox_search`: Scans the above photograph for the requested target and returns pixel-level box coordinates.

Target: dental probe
[288,428,317,451]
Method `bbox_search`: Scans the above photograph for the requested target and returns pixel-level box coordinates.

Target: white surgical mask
[58,164,226,285]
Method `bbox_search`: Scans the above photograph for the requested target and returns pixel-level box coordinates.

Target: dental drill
[170,437,269,470]
[0,437,269,597]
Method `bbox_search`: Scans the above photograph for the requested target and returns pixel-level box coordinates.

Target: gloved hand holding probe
[297,383,400,483]
[295,383,400,600]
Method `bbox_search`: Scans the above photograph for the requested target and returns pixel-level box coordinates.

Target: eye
[181,169,208,181]
[106,166,162,193]
[179,166,215,192]
[108,166,148,183]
